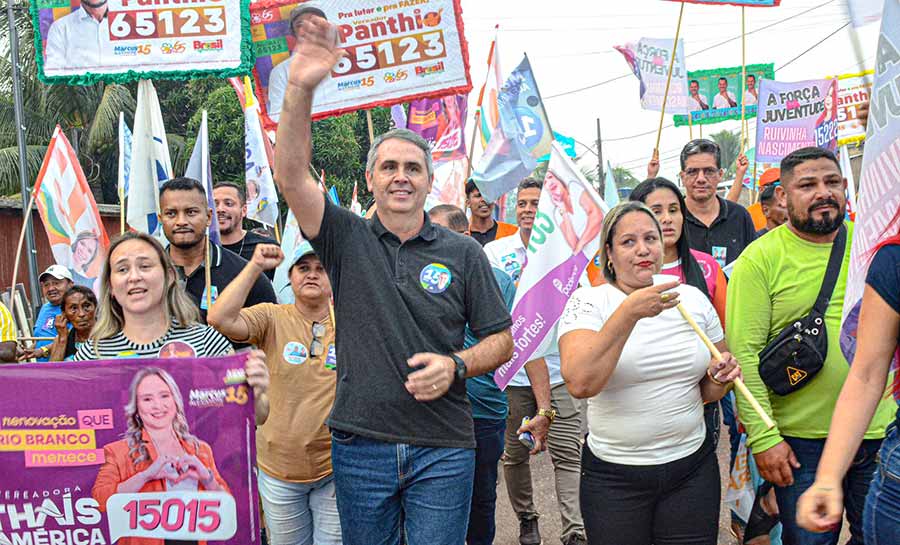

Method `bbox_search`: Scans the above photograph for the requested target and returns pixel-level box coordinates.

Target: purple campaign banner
[755,77,838,162]
[0,354,260,545]
[494,253,589,390]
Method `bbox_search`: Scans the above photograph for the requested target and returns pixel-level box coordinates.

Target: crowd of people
[0,11,897,545]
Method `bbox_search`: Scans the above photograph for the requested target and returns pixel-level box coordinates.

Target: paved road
[492,429,740,545]
[492,423,851,545]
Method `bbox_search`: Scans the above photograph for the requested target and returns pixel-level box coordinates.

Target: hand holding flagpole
[676,304,776,430]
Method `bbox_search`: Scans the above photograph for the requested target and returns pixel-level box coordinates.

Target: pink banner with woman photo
[494,143,609,390]
[0,353,260,545]
[755,77,839,163]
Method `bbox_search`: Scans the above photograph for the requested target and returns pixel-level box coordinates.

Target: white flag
[128,80,171,238]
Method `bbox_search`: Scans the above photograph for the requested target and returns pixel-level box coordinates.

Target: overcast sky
[458,0,880,182]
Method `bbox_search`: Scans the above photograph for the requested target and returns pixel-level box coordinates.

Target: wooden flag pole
[9,190,39,325]
[201,110,213,312]
[688,114,694,140]
[119,187,125,236]
[465,111,482,180]
[655,1,686,153]
[739,7,747,153]
[204,234,213,311]
[366,110,375,145]
[677,304,776,430]
[273,220,281,244]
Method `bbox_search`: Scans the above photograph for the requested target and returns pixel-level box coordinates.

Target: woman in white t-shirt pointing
[558,201,741,545]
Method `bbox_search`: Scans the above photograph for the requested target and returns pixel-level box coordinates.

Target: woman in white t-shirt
[558,201,741,545]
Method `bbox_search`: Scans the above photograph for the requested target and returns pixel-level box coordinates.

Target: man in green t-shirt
[726,146,894,545]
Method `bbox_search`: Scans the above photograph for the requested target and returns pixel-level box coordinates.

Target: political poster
[842,0,900,370]
[673,63,774,127]
[835,71,874,146]
[847,0,884,27]
[31,0,253,85]
[755,77,838,163]
[425,156,469,212]
[614,37,689,113]
[406,94,468,161]
[0,353,261,545]
[249,0,471,125]
[34,127,110,293]
[663,0,780,6]
[494,142,610,390]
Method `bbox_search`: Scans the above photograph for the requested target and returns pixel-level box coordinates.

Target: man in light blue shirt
[30,265,73,361]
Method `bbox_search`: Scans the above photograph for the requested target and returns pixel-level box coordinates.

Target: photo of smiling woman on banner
[92,367,231,531]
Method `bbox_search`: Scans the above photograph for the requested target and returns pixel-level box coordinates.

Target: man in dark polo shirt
[159,178,277,324]
[213,181,278,279]
[679,139,757,270]
[273,17,514,545]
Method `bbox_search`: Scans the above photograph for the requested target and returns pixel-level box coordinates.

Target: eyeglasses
[683,167,721,180]
[310,321,326,357]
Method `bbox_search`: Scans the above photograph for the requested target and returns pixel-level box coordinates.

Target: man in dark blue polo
[273,17,514,545]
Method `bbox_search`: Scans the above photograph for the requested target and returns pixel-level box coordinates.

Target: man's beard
[168,234,204,250]
[788,197,845,235]
[218,216,238,236]
[81,0,108,8]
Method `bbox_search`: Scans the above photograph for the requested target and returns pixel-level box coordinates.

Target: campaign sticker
[419,263,452,294]
[711,246,727,268]
[324,344,336,371]
[283,342,309,365]
[199,285,219,310]
[500,253,522,283]
[158,341,197,359]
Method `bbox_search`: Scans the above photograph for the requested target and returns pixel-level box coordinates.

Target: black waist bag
[758,225,846,396]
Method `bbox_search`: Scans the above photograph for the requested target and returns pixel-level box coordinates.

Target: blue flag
[472,56,550,202]
[604,161,619,207]
[327,186,340,206]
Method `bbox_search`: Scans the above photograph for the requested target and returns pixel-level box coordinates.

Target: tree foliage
[709,129,741,180]
[0,2,394,222]
[612,166,640,189]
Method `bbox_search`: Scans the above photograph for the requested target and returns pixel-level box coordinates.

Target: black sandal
[743,482,780,543]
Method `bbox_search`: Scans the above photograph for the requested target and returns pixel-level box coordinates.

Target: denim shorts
[864,416,900,544]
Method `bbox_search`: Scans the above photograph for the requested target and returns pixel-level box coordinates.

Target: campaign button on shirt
[325,344,336,370]
[158,341,197,359]
[419,263,452,294]
[283,342,309,365]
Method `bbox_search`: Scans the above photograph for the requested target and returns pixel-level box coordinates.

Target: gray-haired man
[273,15,514,545]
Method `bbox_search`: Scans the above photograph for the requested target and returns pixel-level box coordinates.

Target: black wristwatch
[450,353,467,384]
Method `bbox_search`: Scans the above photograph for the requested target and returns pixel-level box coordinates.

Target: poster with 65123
[250,0,472,126]
[0,354,260,545]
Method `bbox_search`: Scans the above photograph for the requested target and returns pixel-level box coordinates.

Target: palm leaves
[0,1,135,198]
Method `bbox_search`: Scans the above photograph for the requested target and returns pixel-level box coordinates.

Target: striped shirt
[73,324,232,361]
[0,302,16,342]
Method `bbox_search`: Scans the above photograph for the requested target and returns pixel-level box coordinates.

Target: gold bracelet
[707,367,726,386]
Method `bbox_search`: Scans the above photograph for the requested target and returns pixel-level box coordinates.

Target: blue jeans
[467,418,505,545]
[330,430,475,545]
[257,470,342,545]
[864,419,900,544]
[774,436,882,545]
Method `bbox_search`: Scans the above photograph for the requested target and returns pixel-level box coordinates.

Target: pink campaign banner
[495,143,609,390]
[0,354,260,545]
[755,77,838,163]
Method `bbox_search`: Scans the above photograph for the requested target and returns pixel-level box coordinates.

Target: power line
[543,0,838,100]
[600,18,850,151]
